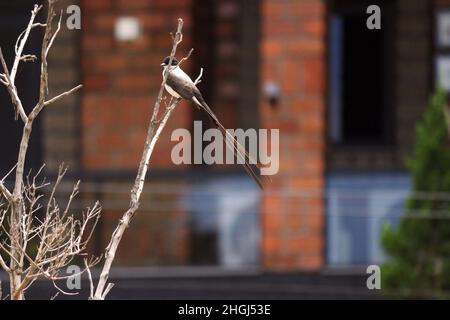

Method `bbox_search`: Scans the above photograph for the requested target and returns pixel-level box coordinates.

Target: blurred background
[0,0,449,299]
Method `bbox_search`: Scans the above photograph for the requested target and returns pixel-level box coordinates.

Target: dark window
[328,1,394,146]
[0,2,42,178]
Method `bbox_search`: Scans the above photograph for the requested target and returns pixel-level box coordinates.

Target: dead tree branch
[92,18,200,300]
[0,0,98,300]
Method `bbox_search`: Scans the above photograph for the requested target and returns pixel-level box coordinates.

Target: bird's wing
[166,72,195,100]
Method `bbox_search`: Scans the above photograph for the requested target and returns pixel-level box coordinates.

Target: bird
[160,56,264,189]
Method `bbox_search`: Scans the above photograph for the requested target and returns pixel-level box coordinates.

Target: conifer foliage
[382,89,450,298]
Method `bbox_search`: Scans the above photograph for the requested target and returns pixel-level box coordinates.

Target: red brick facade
[81,0,194,170]
[79,0,327,270]
[261,0,326,269]
[80,0,195,266]
[0,0,441,273]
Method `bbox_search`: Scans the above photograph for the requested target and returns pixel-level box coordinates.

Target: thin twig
[178,48,194,66]
[44,85,83,106]
[0,48,28,123]
[10,4,42,83]
[84,258,94,299]
[194,68,203,85]
[0,182,12,201]
[45,10,62,59]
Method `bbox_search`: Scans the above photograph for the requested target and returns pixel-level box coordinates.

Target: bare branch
[150,18,184,125]
[20,55,37,62]
[0,74,7,85]
[2,164,17,182]
[45,10,62,59]
[85,258,94,299]
[178,48,194,66]
[44,84,83,106]
[93,18,187,300]
[0,254,9,273]
[50,292,59,300]
[10,4,42,83]
[0,48,28,123]
[0,182,12,202]
[51,280,79,296]
[102,283,114,300]
[1,1,97,300]
[194,68,204,85]
[32,23,47,28]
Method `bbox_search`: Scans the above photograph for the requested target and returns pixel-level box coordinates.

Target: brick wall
[40,0,436,270]
[71,0,328,269]
[260,0,327,270]
[82,179,190,265]
[81,0,193,171]
[80,0,194,264]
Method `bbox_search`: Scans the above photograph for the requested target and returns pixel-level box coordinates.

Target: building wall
[260,0,327,269]
[79,0,265,266]
[80,0,194,171]
[44,0,433,270]
[79,0,194,265]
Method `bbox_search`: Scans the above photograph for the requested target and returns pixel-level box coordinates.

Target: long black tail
[193,95,266,190]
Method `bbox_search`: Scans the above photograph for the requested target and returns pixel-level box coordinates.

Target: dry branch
[92,18,198,300]
[0,0,98,300]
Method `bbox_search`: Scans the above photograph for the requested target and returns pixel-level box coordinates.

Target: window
[328,1,394,146]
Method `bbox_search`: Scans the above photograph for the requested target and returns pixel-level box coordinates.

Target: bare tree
[0,1,100,300]
[90,18,199,300]
[1,1,195,300]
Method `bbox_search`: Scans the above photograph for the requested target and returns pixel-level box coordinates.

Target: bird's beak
[161,63,166,67]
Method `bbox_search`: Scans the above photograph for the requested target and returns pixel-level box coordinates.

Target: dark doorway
[328,0,395,146]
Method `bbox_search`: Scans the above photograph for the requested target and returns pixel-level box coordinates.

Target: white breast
[165,84,181,98]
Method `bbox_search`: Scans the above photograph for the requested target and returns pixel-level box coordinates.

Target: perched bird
[161,56,264,189]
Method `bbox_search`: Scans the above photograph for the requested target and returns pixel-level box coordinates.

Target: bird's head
[161,56,179,67]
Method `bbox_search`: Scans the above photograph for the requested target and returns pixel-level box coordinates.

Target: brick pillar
[260,0,326,270]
